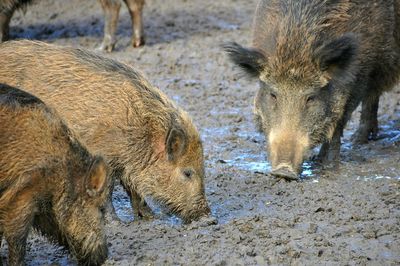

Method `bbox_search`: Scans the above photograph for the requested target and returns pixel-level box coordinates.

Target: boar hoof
[271,167,299,181]
[132,36,145,48]
[105,211,122,225]
[135,204,154,220]
[351,127,379,145]
[96,42,115,53]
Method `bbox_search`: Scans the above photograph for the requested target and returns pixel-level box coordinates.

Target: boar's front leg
[98,0,121,52]
[7,232,28,266]
[131,190,153,219]
[318,126,342,168]
[352,94,380,144]
[120,181,153,220]
[0,232,3,266]
[3,198,35,266]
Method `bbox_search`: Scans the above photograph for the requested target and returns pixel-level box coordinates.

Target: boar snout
[182,200,211,224]
[268,127,309,180]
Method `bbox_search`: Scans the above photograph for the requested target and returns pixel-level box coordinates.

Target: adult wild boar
[225,0,400,180]
[0,0,145,51]
[0,40,210,222]
[0,84,109,265]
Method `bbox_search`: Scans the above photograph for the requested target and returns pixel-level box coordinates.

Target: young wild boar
[0,84,109,265]
[0,0,145,51]
[225,0,400,180]
[0,40,210,223]
[98,0,145,52]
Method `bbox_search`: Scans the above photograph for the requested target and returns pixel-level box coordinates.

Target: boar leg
[318,126,342,167]
[98,0,121,52]
[32,212,70,248]
[120,180,153,219]
[131,190,153,219]
[4,200,34,266]
[104,197,121,223]
[0,9,14,42]
[123,0,145,47]
[352,94,380,144]
[0,233,2,266]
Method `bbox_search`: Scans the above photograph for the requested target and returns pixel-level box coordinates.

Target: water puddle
[112,194,183,226]
[220,154,318,179]
[356,175,399,181]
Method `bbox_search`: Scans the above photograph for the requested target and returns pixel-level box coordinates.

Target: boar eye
[183,169,194,179]
[306,95,316,104]
[270,92,277,101]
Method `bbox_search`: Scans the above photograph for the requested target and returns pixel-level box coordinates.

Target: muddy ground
[1,0,399,265]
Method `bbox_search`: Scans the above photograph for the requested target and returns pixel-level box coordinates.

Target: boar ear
[224,42,267,78]
[166,126,187,162]
[86,156,107,197]
[315,33,358,72]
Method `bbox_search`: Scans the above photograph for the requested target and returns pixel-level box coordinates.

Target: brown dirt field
[1,0,399,265]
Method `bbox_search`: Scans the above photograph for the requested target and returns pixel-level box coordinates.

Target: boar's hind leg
[123,0,145,47]
[98,0,121,52]
[352,94,380,144]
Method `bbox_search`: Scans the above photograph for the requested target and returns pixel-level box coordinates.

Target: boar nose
[271,166,299,180]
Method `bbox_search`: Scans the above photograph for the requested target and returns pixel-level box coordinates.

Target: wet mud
[1,0,399,265]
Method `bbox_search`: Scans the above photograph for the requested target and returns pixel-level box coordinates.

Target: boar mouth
[74,241,108,266]
[160,198,211,223]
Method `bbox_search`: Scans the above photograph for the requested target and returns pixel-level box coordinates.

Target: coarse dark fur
[0,84,109,265]
[0,40,210,222]
[225,0,400,179]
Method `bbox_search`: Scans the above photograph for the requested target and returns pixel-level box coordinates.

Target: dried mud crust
[1,0,399,265]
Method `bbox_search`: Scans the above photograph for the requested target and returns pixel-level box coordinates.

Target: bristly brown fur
[0,40,210,222]
[0,84,109,265]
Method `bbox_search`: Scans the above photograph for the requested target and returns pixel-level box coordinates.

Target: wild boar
[0,84,109,265]
[225,0,400,180]
[0,0,145,51]
[0,40,210,222]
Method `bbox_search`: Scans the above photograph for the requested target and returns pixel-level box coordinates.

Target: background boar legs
[98,0,120,52]
[0,9,14,42]
[125,0,145,48]
[98,0,145,52]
